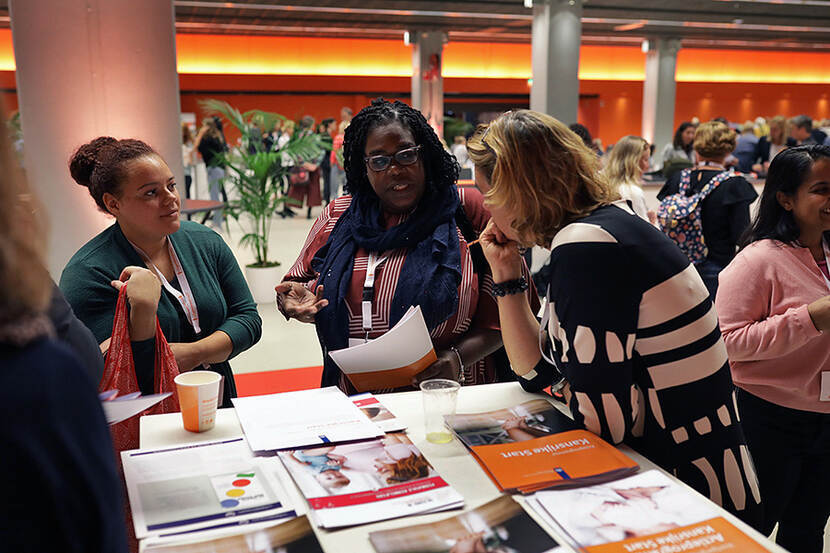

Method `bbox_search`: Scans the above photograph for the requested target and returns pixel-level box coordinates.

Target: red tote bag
[100,285,181,453]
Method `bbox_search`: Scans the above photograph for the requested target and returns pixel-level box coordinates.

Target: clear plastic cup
[420,378,461,444]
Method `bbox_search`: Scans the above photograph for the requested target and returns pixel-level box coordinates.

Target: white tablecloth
[139,381,783,552]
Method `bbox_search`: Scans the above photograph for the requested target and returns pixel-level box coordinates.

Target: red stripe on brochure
[308,476,448,510]
[352,397,378,407]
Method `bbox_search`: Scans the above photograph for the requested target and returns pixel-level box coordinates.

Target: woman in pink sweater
[716,144,830,553]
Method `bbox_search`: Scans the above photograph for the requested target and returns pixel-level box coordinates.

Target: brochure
[121,438,295,539]
[445,399,638,494]
[100,391,172,425]
[528,470,769,553]
[140,514,323,553]
[329,306,437,391]
[231,386,383,452]
[278,432,464,528]
[351,392,407,433]
[369,495,561,553]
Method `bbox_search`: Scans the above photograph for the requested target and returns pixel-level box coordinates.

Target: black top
[754,136,796,165]
[0,338,127,552]
[658,169,757,267]
[197,134,227,167]
[48,281,105,384]
[521,203,761,525]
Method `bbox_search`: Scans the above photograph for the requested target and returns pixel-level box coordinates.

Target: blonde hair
[603,135,649,190]
[467,110,617,247]
[0,114,51,326]
[693,121,736,159]
[768,115,789,146]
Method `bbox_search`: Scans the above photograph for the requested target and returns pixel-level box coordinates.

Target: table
[140,382,784,552]
[180,198,225,224]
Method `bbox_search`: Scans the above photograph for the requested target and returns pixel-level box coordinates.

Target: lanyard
[821,237,830,291]
[130,238,202,336]
[362,252,387,339]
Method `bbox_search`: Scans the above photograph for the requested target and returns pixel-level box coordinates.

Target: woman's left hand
[169,342,203,372]
[411,349,461,387]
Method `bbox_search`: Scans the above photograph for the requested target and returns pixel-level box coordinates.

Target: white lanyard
[130,238,202,336]
[362,252,387,338]
[820,237,830,291]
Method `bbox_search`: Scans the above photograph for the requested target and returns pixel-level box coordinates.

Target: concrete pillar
[641,37,681,156]
[9,0,183,276]
[530,0,582,124]
[411,30,446,137]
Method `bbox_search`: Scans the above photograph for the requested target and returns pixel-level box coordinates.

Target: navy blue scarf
[313,184,462,387]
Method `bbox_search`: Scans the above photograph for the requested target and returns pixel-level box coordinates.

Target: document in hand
[445,399,638,494]
[328,306,437,391]
[140,514,324,553]
[121,438,295,539]
[278,432,464,529]
[231,387,383,452]
[369,495,561,553]
[527,470,768,553]
[351,392,407,433]
[100,391,172,425]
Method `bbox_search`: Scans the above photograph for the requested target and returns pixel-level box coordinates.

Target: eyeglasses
[364,145,422,172]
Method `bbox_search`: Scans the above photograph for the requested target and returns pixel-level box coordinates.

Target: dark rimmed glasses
[364,145,422,172]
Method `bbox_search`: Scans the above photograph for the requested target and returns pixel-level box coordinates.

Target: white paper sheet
[329,306,437,392]
[231,387,383,452]
[121,438,295,539]
[102,392,172,425]
[350,393,406,433]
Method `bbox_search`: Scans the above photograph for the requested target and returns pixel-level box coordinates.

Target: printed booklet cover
[528,470,768,553]
[444,399,638,494]
[140,514,324,553]
[278,432,463,528]
[369,495,561,553]
[351,392,407,433]
[122,438,295,539]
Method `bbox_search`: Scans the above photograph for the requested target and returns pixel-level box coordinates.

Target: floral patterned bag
[657,168,733,263]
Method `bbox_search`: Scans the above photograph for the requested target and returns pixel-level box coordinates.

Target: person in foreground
[467,110,761,525]
[277,98,534,392]
[60,137,261,406]
[0,129,126,551]
[716,145,830,553]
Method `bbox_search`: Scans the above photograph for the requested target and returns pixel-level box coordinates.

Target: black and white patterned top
[523,201,761,524]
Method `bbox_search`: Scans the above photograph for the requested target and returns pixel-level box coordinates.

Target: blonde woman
[467,110,761,527]
[752,115,795,174]
[603,135,655,223]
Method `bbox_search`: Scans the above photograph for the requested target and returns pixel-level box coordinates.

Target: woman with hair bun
[59,137,261,406]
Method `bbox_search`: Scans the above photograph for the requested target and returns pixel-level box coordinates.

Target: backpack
[657,168,734,264]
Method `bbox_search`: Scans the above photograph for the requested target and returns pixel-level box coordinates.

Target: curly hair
[342,98,459,199]
[69,137,158,213]
[693,121,736,160]
[468,110,617,247]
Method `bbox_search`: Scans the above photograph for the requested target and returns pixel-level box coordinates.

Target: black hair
[740,144,830,249]
[69,137,159,213]
[672,122,696,153]
[568,123,593,149]
[342,98,459,198]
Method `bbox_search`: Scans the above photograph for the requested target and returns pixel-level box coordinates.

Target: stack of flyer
[526,470,769,553]
[231,387,384,452]
[444,399,638,493]
[139,514,324,553]
[369,496,561,553]
[121,438,296,540]
[278,432,464,528]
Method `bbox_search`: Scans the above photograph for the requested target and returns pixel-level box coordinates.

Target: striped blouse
[522,201,761,524]
[281,188,527,392]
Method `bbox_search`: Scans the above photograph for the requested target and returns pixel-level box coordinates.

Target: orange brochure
[445,399,638,493]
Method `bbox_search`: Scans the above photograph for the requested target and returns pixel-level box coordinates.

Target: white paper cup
[420,378,460,444]
[174,370,221,433]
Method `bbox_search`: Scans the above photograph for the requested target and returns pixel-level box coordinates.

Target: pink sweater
[716,239,830,413]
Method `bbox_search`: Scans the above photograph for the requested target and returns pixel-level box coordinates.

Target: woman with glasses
[467,110,761,526]
[276,98,533,392]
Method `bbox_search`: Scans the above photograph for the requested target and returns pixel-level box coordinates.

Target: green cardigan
[59,221,261,402]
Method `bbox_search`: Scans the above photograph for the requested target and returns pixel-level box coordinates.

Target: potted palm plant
[200,99,328,303]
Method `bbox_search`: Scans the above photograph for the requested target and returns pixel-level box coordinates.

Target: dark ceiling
[3,1,830,51]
